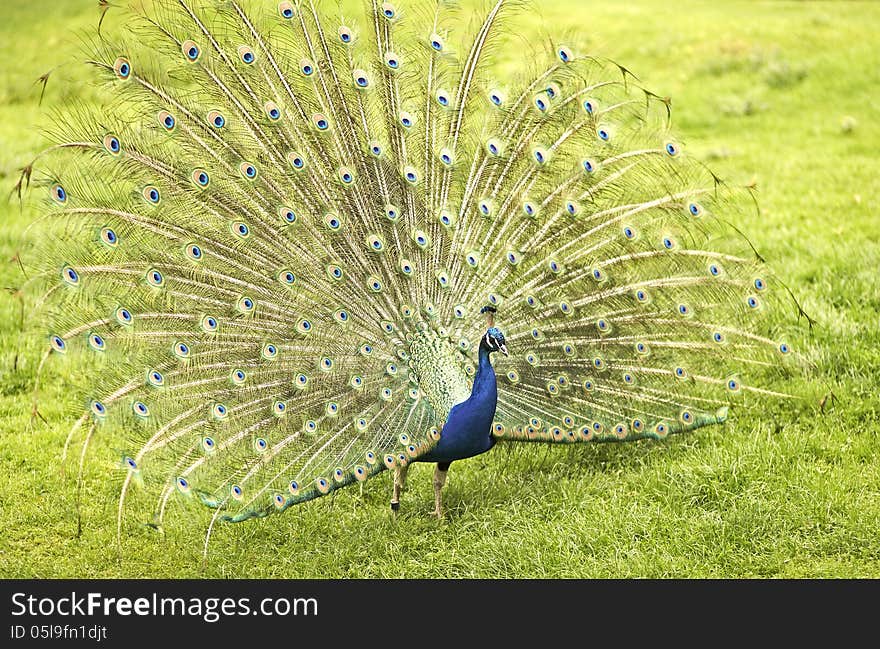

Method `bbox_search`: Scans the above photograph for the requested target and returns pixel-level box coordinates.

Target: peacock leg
[391,463,409,512]
[433,462,450,518]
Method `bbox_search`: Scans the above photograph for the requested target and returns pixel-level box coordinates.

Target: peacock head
[482,327,508,356]
[479,305,508,356]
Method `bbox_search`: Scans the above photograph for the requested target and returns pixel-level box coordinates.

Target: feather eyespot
[665,141,680,157]
[288,152,306,169]
[532,147,549,165]
[429,33,445,52]
[338,26,353,43]
[558,45,574,63]
[384,51,400,70]
[207,110,225,128]
[145,268,164,287]
[238,45,255,64]
[339,167,355,185]
[403,166,419,184]
[278,2,295,19]
[399,111,414,128]
[52,184,67,204]
[238,296,255,312]
[279,207,297,224]
[115,307,133,325]
[326,264,344,280]
[142,185,161,204]
[133,401,150,418]
[103,134,121,155]
[87,333,105,352]
[278,270,296,285]
[324,213,342,231]
[353,69,370,88]
[239,162,258,180]
[312,113,329,131]
[158,111,175,131]
[300,59,314,76]
[381,3,397,19]
[172,341,190,359]
[191,169,210,187]
[113,57,131,79]
[146,369,164,387]
[181,40,201,62]
[264,101,281,121]
[99,227,118,248]
[231,221,250,238]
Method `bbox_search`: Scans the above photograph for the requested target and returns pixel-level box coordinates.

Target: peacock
[23,0,805,537]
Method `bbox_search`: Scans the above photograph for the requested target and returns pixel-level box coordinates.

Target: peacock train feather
[23,0,806,535]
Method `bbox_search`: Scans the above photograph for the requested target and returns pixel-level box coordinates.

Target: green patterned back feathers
[24,0,805,533]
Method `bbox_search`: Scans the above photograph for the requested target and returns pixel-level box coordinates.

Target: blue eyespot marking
[52,184,67,203]
[61,265,79,285]
[104,135,120,154]
[144,186,161,204]
[182,40,200,61]
[192,169,210,187]
[665,142,679,156]
[279,2,295,19]
[100,227,118,246]
[114,57,131,79]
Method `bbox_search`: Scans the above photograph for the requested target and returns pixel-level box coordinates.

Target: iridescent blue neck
[472,345,497,406]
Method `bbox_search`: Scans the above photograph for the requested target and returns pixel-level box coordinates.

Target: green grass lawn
[1,0,878,578]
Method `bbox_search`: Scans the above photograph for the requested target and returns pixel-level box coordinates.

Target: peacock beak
[499,343,509,356]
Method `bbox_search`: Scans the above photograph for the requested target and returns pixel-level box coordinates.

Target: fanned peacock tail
[23,0,804,534]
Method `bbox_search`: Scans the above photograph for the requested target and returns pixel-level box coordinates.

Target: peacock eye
[238,45,255,64]
[208,110,225,128]
[103,134,121,155]
[265,102,281,120]
[430,33,444,51]
[182,40,201,61]
[279,2,295,19]
[338,26,353,43]
[113,57,131,79]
